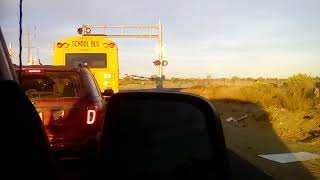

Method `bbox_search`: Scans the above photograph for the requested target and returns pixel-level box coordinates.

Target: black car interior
[0,28,55,179]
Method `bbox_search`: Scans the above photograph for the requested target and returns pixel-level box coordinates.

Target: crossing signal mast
[78,21,168,89]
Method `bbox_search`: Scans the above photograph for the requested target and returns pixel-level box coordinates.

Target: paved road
[55,149,273,180]
[228,150,273,179]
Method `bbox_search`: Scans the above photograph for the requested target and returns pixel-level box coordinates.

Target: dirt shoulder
[213,100,320,180]
[119,83,320,179]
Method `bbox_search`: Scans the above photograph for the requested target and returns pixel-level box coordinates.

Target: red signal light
[85,28,91,34]
[162,60,168,66]
[153,60,161,66]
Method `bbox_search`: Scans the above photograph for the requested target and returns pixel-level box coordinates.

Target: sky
[1,0,319,78]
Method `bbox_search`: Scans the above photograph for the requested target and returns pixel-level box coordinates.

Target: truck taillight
[87,110,96,125]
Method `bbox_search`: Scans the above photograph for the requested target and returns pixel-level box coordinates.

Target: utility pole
[8,42,16,60]
[27,29,32,65]
[23,27,36,65]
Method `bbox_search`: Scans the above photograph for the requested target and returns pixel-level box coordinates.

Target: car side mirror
[98,91,230,179]
[102,89,114,97]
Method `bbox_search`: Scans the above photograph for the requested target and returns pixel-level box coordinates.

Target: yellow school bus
[53,35,119,94]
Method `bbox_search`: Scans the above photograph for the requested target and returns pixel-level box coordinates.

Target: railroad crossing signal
[79,21,166,89]
[153,60,168,66]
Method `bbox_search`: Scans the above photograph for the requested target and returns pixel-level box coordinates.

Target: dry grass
[183,74,319,111]
[120,74,320,111]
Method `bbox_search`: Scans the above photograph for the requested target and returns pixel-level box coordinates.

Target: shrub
[184,73,317,111]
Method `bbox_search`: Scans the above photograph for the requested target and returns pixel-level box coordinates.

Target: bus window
[65,53,107,68]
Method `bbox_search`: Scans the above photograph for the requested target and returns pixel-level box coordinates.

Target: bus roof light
[108,43,115,48]
[57,42,63,48]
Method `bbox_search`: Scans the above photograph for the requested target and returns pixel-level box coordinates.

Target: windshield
[21,71,82,98]
[65,53,107,68]
[1,0,320,179]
